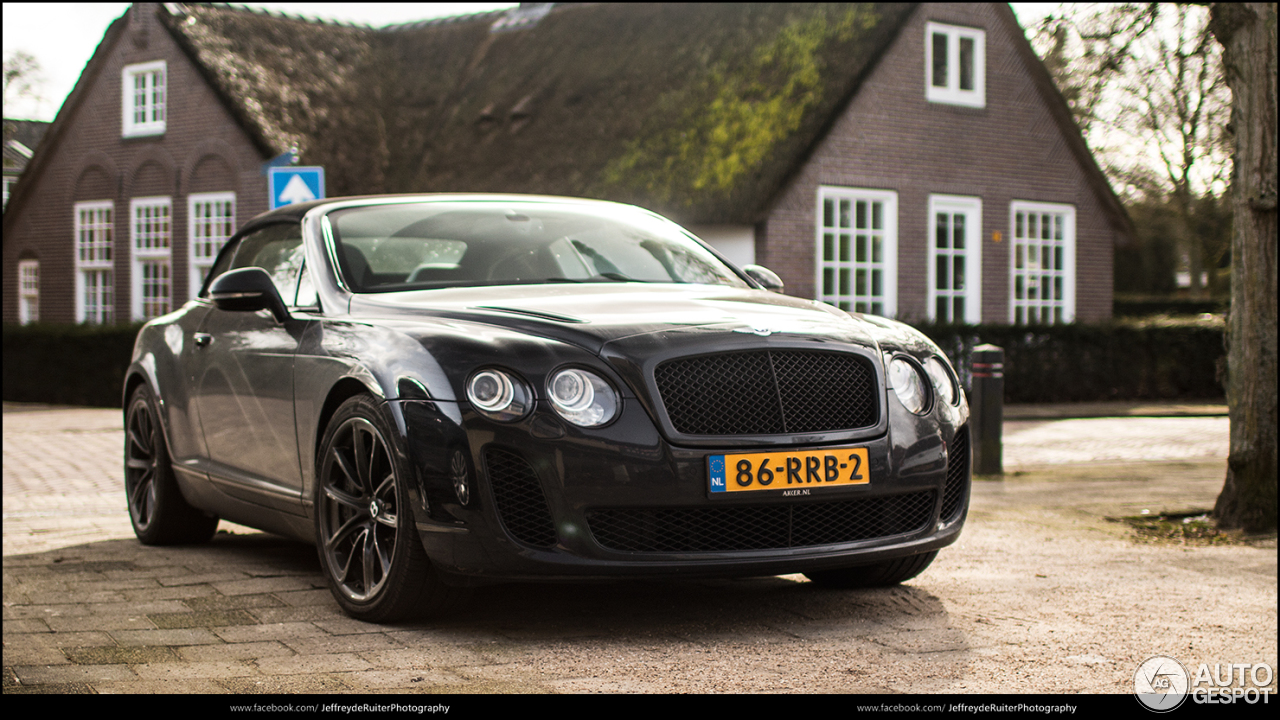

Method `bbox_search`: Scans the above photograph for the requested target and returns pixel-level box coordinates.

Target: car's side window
[218,222,306,304]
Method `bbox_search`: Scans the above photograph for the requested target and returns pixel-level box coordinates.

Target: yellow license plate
[708,447,870,494]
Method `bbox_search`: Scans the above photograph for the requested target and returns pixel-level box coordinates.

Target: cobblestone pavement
[5,403,1272,695]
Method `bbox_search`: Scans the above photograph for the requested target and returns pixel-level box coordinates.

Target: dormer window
[122,60,166,137]
[925,22,984,108]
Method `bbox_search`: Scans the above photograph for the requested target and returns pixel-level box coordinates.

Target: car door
[191,222,312,514]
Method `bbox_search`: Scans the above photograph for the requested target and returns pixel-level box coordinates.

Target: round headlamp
[889,357,930,415]
[466,369,531,422]
[925,356,958,406]
[547,368,619,427]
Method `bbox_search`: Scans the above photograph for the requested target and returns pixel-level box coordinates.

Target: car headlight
[889,357,930,415]
[466,368,531,422]
[547,368,619,427]
[925,356,958,406]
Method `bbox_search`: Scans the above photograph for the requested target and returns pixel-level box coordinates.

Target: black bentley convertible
[123,194,970,621]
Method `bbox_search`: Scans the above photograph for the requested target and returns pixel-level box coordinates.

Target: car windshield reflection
[326,201,748,292]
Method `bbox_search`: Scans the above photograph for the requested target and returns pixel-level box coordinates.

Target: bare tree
[3,51,45,117]
[1033,4,1231,296]
[1208,2,1277,534]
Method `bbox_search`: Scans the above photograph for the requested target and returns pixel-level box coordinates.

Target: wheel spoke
[331,447,361,493]
[325,512,368,552]
[324,484,365,510]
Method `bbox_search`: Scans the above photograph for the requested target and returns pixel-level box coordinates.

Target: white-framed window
[926,22,985,108]
[816,186,898,317]
[928,195,983,324]
[74,200,114,324]
[18,259,39,325]
[131,196,172,320]
[188,192,236,299]
[1010,201,1076,325]
[122,60,166,137]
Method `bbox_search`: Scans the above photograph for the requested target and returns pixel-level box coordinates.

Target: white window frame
[18,259,39,325]
[925,22,985,108]
[1009,201,1076,325]
[131,196,172,321]
[188,192,236,299]
[815,186,898,318]
[122,60,167,138]
[927,195,983,324]
[74,200,115,324]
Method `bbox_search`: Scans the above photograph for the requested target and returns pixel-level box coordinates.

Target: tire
[804,551,938,589]
[314,395,467,622]
[124,384,219,545]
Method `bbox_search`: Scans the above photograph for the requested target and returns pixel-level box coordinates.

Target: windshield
[326,200,749,292]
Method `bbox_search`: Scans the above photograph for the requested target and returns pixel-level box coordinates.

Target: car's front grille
[484,447,557,548]
[941,426,969,522]
[586,491,935,553]
[653,350,878,436]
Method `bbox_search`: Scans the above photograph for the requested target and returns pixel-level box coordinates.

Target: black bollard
[971,344,1004,475]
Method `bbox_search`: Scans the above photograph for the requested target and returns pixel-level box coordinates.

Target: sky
[1,2,1060,123]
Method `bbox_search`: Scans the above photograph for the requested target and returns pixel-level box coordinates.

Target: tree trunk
[1209,2,1277,533]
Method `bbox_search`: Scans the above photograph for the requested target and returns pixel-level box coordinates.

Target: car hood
[346,284,884,354]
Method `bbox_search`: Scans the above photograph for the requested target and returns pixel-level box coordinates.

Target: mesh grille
[484,448,557,548]
[654,350,877,435]
[942,426,969,522]
[586,491,936,553]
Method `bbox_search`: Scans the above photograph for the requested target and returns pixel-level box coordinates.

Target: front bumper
[393,398,969,583]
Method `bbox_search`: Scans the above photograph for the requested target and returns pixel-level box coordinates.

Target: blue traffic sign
[268,166,325,209]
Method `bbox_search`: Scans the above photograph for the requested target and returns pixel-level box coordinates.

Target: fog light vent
[484,447,557,548]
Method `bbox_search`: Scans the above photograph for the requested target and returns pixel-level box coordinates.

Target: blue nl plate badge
[709,455,727,493]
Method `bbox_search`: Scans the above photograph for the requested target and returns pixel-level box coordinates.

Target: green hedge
[915,316,1226,403]
[1114,294,1228,317]
[3,322,144,408]
[3,316,1226,409]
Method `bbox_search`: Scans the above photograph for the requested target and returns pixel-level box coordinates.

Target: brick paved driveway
[5,403,1270,695]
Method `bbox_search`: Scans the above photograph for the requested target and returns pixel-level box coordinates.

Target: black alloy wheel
[804,550,939,589]
[314,395,466,621]
[124,384,219,545]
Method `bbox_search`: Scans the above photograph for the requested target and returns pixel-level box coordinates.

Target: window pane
[823,233,833,261]
[823,199,833,228]
[838,268,849,295]
[953,214,965,249]
[936,255,948,290]
[937,297,948,322]
[872,235,882,263]
[855,201,866,230]
[953,256,965,290]
[872,269,882,297]
[840,234,851,262]
[839,200,850,229]
[823,267,833,294]
[932,32,948,87]
[855,268,866,295]
[855,234,866,263]
[953,296,965,321]
[936,214,949,249]
[959,37,974,91]
[872,202,882,230]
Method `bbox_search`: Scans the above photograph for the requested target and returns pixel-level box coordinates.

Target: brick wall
[759,3,1117,324]
[2,4,269,325]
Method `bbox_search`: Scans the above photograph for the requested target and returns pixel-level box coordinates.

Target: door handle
[194,333,212,348]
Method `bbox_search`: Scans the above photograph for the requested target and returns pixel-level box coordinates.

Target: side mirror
[209,267,290,323]
[743,264,784,292]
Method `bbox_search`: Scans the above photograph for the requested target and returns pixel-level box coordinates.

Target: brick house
[2,2,1129,327]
